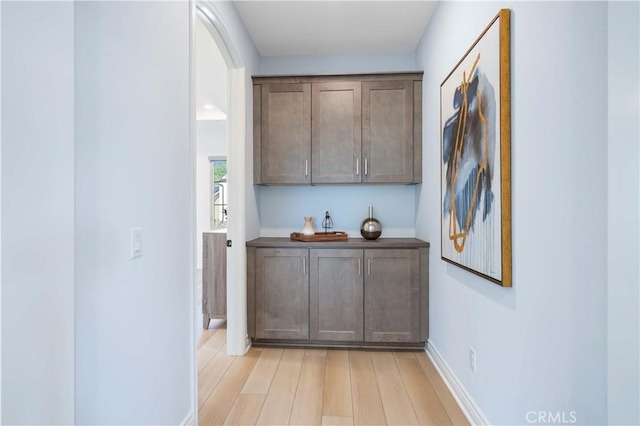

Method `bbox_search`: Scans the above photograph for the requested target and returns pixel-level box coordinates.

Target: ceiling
[195,1,437,119]
[232,1,438,57]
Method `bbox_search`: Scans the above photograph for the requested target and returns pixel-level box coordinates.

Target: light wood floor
[197,322,469,426]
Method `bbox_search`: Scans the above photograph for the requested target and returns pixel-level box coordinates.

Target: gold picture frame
[440,9,512,287]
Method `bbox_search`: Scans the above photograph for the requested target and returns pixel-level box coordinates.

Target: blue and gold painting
[440,9,511,286]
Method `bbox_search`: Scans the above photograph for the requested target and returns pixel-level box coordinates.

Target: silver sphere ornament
[360,206,382,240]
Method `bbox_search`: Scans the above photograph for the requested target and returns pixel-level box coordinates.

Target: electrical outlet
[469,348,477,373]
[131,227,143,259]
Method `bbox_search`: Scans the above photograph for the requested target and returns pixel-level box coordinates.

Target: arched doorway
[192,1,248,422]
[195,1,247,355]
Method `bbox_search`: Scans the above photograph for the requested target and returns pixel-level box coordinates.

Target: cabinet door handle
[367,258,371,276]
[305,160,309,177]
[358,258,361,276]
[356,158,360,176]
[303,257,306,275]
[364,158,368,176]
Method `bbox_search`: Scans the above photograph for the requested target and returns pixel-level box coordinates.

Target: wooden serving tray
[290,232,348,242]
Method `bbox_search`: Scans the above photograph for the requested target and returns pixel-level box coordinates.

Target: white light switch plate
[131,227,142,259]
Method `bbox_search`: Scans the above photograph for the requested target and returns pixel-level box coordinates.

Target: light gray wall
[1,3,75,424]
[607,1,640,424]
[257,52,419,238]
[0,2,3,419]
[259,52,417,75]
[415,2,608,424]
[259,185,416,237]
[0,0,261,422]
[196,120,227,268]
[74,2,192,423]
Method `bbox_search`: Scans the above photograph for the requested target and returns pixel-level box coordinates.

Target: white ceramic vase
[302,216,315,235]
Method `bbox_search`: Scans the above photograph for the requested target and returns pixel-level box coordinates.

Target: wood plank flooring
[198,323,469,426]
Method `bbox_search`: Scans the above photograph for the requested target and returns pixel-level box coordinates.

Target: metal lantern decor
[322,211,334,233]
[360,206,382,240]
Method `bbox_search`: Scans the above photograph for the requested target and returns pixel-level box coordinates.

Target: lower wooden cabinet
[247,238,429,348]
[203,232,227,329]
[310,249,364,341]
[364,249,419,342]
[255,248,309,339]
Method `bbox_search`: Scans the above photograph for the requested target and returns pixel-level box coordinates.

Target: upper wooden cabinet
[253,73,423,185]
[362,81,420,183]
[255,83,311,184]
[312,82,362,184]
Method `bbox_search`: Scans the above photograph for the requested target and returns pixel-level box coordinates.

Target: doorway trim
[191,1,249,423]
[196,0,248,354]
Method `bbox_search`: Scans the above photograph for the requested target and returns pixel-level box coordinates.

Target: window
[210,157,227,230]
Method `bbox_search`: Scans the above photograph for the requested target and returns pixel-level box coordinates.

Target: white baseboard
[180,410,195,426]
[426,340,490,426]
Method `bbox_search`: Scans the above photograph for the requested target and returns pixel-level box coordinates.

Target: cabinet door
[362,81,414,183]
[261,83,311,184]
[203,232,227,328]
[311,82,362,183]
[310,249,363,341]
[364,249,419,342]
[255,248,309,339]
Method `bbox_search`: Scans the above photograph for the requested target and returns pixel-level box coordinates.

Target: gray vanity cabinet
[364,249,420,342]
[247,238,429,348]
[310,248,418,343]
[254,248,309,339]
[309,249,364,341]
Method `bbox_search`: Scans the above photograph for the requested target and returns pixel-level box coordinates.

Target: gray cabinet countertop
[246,237,430,249]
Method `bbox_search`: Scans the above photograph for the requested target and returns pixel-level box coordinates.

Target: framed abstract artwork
[440,9,512,287]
